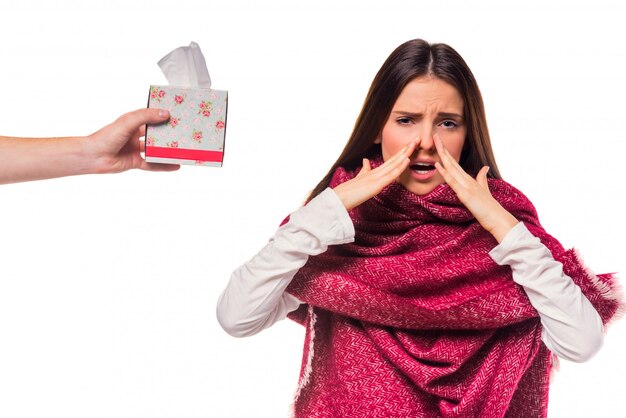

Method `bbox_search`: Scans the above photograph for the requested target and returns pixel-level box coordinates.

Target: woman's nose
[418,129,435,151]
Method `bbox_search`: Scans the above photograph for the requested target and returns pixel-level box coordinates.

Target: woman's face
[378,76,467,195]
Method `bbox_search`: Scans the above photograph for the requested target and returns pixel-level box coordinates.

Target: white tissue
[157,41,211,88]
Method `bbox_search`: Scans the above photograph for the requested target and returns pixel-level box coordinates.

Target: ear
[374,135,382,144]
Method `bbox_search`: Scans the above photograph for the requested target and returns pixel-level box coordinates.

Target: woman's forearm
[216,188,355,337]
[490,222,604,362]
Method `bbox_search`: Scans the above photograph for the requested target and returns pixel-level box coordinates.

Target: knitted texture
[286,162,621,418]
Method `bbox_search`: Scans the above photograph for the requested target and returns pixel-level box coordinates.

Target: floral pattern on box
[145,85,228,167]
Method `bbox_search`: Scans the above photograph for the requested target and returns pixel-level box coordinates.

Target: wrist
[81,134,122,175]
[487,207,519,243]
[331,183,354,211]
[71,135,103,175]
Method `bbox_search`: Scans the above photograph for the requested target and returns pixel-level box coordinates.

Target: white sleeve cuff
[289,187,355,246]
[488,221,527,264]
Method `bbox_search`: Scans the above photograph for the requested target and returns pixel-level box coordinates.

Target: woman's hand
[333,140,418,211]
[433,134,518,243]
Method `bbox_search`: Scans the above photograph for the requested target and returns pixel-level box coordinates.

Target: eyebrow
[393,111,464,120]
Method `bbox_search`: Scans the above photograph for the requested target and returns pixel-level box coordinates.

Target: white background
[0,0,625,416]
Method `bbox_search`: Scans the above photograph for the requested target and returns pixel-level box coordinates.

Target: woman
[217,39,621,417]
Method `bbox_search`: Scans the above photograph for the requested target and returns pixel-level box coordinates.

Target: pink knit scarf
[285,162,622,418]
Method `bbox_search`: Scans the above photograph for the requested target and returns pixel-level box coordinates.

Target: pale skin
[0,108,179,185]
[333,77,518,243]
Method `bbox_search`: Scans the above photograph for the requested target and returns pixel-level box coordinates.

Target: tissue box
[145,85,228,167]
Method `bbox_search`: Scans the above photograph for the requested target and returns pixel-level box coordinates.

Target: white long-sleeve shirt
[217,188,604,362]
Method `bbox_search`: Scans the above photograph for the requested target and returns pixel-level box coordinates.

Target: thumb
[476,166,490,190]
[115,108,170,135]
[356,158,371,177]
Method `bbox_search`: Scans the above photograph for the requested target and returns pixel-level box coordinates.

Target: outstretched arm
[0,108,179,185]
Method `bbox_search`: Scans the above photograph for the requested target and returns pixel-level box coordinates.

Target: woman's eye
[397,117,412,125]
[440,120,457,128]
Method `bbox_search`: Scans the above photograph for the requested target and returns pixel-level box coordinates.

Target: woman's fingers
[432,134,517,241]
[356,158,372,178]
[333,140,418,210]
[363,158,372,172]
[476,166,490,190]
[433,134,466,192]
[377,140,418,178]
[434,132,480,199]
[434,133,470,187]
[434,161,453,187]
[362,140,416,186]
[434,133,491,196]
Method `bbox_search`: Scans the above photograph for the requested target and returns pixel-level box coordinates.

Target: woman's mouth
[408,162,437,181]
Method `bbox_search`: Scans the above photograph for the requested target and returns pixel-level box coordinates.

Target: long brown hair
[307,39,501,202]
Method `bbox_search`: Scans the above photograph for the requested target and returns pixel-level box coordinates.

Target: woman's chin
[398,172,445,196]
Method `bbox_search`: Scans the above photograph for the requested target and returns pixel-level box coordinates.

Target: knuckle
[117,111,135,125]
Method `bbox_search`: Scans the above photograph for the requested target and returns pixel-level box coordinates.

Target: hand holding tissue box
[145,42,228,167]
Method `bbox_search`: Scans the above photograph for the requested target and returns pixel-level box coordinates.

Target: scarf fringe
[290,306,317,417]
[548,249,624,384]
[571,248,626,329]
[286,168,621,417]
[549,353,560,382]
